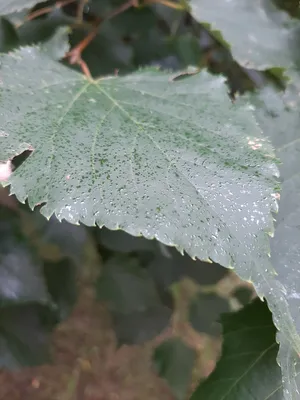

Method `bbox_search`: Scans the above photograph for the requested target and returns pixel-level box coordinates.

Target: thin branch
[25,5,53,20]
[65,0,138,75]
[16,0,76,28]
[65,17,101,62]
[27,0,76,21]
[144,0,185,10]
[64,0,184,78]
[79,58,93,80]
[105,0,139,20]
[76,0,88,23]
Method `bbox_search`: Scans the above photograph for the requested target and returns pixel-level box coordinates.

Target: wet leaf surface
[0,42,278,282]
[189,0,300,70]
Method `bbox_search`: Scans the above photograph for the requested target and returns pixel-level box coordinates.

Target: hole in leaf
[11,150,33,170]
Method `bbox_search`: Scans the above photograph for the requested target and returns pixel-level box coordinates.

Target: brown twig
[78,58,93,80]
[76,0,88,23]
[144,0,185,10]
[25,0,76,22]
[106,0,139,20]
[65,0,138,77]
[64,17,100,78]
[64,0,184,77]
[25,5,53,21]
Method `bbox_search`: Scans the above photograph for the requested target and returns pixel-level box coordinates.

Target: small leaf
[17,9,71,51]
[189,0,299,70]
[98,227,155,253]
[173,33,203,67]
[154,337,196,400]
[39,25,70,60]
[232,286,254,306]
[149,249,229,292]
[0,1,40,15]
[96,255,161,314]
[0,304,54,369]
[189,292,230,336]
[25,208,88,266]
[43,259,77,321]
[190,299,282,400]
[0,207,49,305]
[0,17,19,52]
[114,306,171,345]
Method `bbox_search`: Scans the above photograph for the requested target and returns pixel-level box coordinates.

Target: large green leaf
[0,43,279,274]
[251,84,300,399]
[0,0,40,15]
[190,298,283,400]
[189,0,300,70]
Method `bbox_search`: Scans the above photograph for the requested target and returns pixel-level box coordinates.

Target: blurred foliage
[154,337,196,400]
[0,191,81,368]
[2,0,281,94]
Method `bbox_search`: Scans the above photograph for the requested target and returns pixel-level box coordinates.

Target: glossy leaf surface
[0,45,278,276]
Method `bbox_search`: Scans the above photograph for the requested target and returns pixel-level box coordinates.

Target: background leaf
[273,0,300,18]
[96,254,170,344]
[189,292,230,336]
[154,337,196,400]
[148,247,228,291]
[0,17,19,52]
[114,306,172,345]
[97,227,156,253]
[189,0,299,70]
[25,209,87,266]
[16,9,71,49]
[96,255,161,314]
[251,84,300,399]
[0,0,40,15]
[0,304,54,369]
[0,206,49,305]
[191,298,283,400]
[0,184,86,368]
[43,258,77,321]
